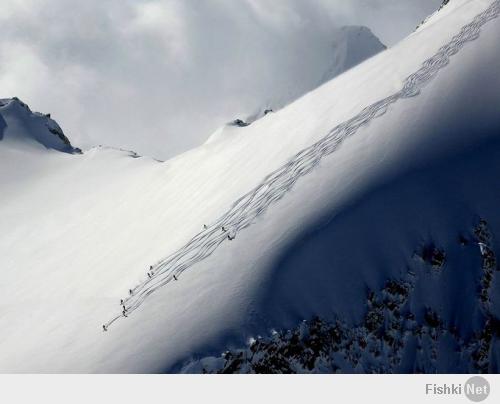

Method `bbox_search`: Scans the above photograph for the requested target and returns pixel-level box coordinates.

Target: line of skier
[104,225,236,331]
[205,224,236,239]
[221,226,235,240]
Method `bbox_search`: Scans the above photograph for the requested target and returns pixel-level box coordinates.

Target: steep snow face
[206,25,385,145]
[259,24,387,114]
[0,0,500,373]
[0,98,78,153]
[323,25,386,82]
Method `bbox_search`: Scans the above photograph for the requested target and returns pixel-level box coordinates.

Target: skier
[122,310,128,317]
[129,289,133,295]
[203,224,208,230]
[102,325,108,332]
[149,265,153,271]
[233,119,249,127]
[228,234,235,241]
[122,305,126,312]
[222,226,227,232]
[120,299,124,305]
[173,275,178,281]
[147,273,152,279]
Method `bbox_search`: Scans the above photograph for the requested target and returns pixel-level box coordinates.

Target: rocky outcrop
[184,218,499,374]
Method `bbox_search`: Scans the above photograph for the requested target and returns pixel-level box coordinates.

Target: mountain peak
[327,25,386,77]
[0,98,80,154]
[205,25,386,145]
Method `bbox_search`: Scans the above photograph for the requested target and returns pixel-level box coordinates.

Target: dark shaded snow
[0,0,499,373]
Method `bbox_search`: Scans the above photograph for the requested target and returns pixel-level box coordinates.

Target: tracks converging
[104,1,500,330]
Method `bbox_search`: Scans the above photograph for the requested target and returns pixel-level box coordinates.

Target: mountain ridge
[0,97,80,154]
[0,0,499,373]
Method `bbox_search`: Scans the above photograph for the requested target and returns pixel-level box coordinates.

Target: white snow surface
[0,0,500,372]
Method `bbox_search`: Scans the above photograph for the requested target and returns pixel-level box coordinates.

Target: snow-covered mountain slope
[1,0,500,373]
[255,24,387,116]
[323,25,386,82]
[206,25,385,144]
[0,98,79,154]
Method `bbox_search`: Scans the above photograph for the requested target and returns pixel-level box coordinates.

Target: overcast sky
[0,0,442,159]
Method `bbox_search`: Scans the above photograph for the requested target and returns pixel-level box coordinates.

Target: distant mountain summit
[0,98,80,153]
[206,25,386,144]
[1,0,499,374]
[323,25,386,82]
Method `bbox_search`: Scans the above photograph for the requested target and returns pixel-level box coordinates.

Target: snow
[205,25,385,145]
[3,0,427,161]
[0,98,77,153]
[261,23,386,116]
[0,0,500,373]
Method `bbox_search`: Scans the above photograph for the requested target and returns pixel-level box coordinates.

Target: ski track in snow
[104,1,500,329]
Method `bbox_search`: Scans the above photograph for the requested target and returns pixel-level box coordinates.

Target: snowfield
[1,0,500,373]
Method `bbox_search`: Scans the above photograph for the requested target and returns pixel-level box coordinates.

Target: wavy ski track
[105,1,500,329]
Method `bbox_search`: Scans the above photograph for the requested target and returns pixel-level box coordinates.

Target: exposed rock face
[417,0,452,30]
[441,0,451,10]
[184,218,499,374]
